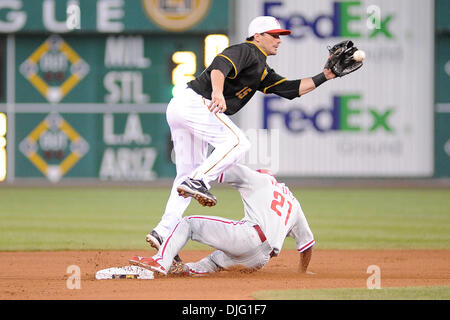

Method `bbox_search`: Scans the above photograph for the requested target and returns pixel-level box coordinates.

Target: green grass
[252,286,450,300]
[0,186,449,250]
[292,188,450,250]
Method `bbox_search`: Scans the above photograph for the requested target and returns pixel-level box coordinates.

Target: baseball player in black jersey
[146,16,361,253]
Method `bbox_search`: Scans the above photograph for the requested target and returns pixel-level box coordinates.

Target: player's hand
[324,40,363,77]
[208,91,227,114]
[323,68,336,80]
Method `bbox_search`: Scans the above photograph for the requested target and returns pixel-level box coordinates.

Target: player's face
[259,32,282,56]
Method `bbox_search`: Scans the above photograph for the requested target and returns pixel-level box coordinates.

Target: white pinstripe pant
[154,88,251,239]
[153,216,273,274]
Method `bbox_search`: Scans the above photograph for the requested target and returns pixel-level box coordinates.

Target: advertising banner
[235,0,434,176]
[15,112,174,182]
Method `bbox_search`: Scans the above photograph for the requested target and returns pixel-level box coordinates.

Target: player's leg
[131,216,194,274]
[176,91,251,205]
[149,96,208,244]
[185,251,229,275]
[189,111,251,186]
[152,132,207,240]
[152,216,262,272]
[133,215,272,275]
[188,216,273,272]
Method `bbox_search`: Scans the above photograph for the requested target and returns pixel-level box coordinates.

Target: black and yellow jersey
[187,41,301,115]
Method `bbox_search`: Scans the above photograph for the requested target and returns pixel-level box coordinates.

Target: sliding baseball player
[130,164,315,275]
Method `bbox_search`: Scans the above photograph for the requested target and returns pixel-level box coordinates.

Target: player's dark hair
[246,36,254,41]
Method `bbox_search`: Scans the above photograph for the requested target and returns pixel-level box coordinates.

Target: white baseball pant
[153,216,273,274]
[154,88,251,239]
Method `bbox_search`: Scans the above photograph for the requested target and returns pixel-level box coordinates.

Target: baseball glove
[324,40,363,77]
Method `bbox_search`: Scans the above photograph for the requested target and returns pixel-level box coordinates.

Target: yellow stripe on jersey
[245,41,268,57]
[263,78,287,94]
[261,69,268,81]
[217,54,238,79]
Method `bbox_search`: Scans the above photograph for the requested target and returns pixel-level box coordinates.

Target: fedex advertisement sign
[236,0,433,176]
[264,1,393,39]
[263,95,394,134]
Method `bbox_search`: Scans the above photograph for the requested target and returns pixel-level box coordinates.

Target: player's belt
[253,225,275,258]
[253,225,267,243]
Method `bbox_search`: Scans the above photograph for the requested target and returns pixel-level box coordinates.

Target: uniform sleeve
[208,44,253,79]
[287,203,315,252]
[258,66,300,100]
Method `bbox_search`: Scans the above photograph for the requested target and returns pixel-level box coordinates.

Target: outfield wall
[0,0,447,183]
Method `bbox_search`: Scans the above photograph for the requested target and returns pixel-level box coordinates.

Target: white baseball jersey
[219,164,315,256]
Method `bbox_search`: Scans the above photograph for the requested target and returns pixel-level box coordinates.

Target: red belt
[253,225,267,243]
[253,225,275,257]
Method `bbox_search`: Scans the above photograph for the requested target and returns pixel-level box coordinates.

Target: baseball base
[95,265,154,280]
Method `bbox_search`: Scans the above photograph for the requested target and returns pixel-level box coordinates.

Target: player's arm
[209,69,226,114]
[287,207,315,273]
[207,45,252,113]
[299,247,313,274]
[259,67,335,99]
[299,68,336,95]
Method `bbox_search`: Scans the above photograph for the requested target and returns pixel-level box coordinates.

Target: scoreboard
[0,0,230,182]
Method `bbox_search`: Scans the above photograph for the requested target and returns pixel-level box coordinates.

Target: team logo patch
[19,113,89,182]
[142,0,211,31]
[19,35,89,103]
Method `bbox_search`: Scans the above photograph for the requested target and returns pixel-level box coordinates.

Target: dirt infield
[1,249,449,300]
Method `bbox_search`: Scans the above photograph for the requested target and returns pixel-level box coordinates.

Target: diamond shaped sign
[19,113,89,182]
[20,35,89,103]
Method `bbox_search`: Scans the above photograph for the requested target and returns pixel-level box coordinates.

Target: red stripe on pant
[156,217,246,262]
[155,220,183,263]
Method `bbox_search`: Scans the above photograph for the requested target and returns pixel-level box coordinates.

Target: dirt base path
[1,249,449,300]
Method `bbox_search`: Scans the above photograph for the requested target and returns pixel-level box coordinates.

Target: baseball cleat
[176,178,217,207]
[128,256,167,275]
[145,230,163,250]
[145,230,183,263]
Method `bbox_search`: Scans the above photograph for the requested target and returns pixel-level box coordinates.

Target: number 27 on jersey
[270,191,293,225]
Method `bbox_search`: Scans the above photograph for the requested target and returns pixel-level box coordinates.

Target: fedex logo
[263,95,394,133]
[264,1,393,39]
